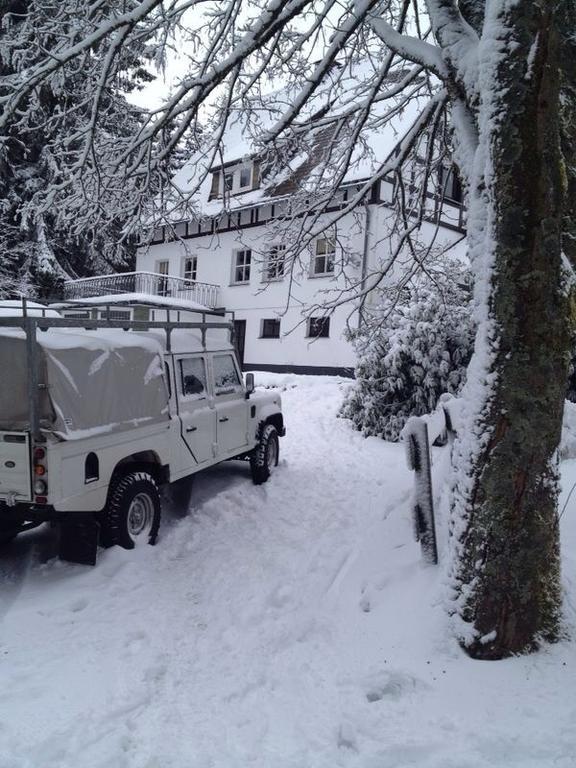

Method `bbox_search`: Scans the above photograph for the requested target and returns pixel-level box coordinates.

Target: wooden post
[403,417,438,565]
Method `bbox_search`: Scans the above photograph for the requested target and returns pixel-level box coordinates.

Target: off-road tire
[101,471,161,550]
[250,423,279,485]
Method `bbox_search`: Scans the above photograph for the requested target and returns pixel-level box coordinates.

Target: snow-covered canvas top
[0,300,61,318]
[0,327,170,439]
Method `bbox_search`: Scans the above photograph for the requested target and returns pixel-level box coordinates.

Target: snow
[0,374,575,767]
[0,300,60,318]
[168,61,431,219]
[52,293,211,313]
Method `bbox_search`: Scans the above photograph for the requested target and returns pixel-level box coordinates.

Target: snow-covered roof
[168,61,428,219]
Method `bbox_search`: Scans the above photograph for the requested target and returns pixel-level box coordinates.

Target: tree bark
[450,0,569,659]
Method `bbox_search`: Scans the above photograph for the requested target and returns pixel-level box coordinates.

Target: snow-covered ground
[0,374,575,768]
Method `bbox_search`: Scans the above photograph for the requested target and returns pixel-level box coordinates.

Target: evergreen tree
[0,0,155,296]
[340,263,474,441]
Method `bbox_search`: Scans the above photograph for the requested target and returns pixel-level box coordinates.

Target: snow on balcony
[63,272,221,310]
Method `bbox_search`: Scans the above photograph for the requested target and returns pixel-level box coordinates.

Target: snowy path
[0,375,575,768]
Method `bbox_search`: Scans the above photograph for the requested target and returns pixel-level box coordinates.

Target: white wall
[136,193,467,372]
[136,209,367,371]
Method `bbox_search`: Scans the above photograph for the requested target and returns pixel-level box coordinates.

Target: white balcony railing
[63,272,221,309]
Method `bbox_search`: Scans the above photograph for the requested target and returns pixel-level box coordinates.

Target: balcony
[63,272,221,310]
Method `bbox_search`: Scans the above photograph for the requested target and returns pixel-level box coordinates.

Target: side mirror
[245,372,255,399]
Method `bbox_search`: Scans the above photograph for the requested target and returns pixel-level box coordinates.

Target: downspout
[358,200,372,328]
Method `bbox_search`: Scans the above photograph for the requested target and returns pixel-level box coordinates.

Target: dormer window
[208,162,257,200]
[239,167,252,189]
[224,172,234,192]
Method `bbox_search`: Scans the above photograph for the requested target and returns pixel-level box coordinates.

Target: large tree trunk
[449,0,570,659]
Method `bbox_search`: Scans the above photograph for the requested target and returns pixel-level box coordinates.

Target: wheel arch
[113,450,170,486]
[261,412,284,436]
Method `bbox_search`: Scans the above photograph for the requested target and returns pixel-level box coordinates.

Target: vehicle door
[210,353,249,455]
[176,355,216,466]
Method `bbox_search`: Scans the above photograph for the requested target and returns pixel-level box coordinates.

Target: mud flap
[59,515,100,566]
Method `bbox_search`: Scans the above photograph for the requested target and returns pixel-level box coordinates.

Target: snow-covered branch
[370,17,448,79]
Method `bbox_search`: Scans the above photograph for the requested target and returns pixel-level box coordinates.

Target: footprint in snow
[364,671,429,703]
[69,597,89,613]
[337,722,358,752]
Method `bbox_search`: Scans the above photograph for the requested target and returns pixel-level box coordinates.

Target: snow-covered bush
[340,265,475,441]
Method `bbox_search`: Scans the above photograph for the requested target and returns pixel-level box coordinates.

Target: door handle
[186,426,198,433]
[219,416,229,423]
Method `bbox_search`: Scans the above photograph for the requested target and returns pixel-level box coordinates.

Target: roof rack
[0,298,235,441]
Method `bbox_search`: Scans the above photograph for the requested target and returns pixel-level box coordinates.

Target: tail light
[34,479,47,495]
[33,445,48,501]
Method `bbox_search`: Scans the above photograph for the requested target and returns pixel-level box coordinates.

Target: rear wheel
[250,424,279,485]
[101,472,161,549]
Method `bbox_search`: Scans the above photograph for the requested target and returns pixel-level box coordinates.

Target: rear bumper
[0,502,57,523]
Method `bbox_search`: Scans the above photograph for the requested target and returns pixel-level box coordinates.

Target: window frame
[260,318,281,339]
[307,316,330,339]
[212,353,243,396]
[263,244,286,282]
[231,248,252,285]
[183,255,198,282]
[223,172,234,193]
[98,308,132,322]
[312,235,336,277]
[440,165,463,204]
[179,356,209,401]
[239,166,252,189]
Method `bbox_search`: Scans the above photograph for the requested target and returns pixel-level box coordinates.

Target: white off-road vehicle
[0,299,284,564]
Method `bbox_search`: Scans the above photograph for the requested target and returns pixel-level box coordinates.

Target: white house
[133,112,465,374]
[63,82,466,375]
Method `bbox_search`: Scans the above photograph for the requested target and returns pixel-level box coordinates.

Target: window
[313,236,336,276]
[180,357,207,398]
[151,227,164,243]
[99,309,131,322]
[224,172,234,192]
[209,173,220,200]
[307,317,330,338]
[264,245,285,281]
[183,256,197,282]
[232,249,251,284]
[64,311,90,319]
[261,318,280,339]
[171,222,186,238]
[165,362,172,399]
[239,167,252,188]
[156,260,170,296]
[440,165,463,203]
[213,354,242,395]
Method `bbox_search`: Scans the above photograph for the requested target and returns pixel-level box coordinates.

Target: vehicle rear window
[180,357,207,398]
[213,354,241,395]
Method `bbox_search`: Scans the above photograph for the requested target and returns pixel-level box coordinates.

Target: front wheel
[101,471,161,549]
[250,424,279,485]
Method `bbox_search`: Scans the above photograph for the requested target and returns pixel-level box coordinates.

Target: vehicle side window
[180,357,207,398]
[213,354,241,395]
[165,361,172,398]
